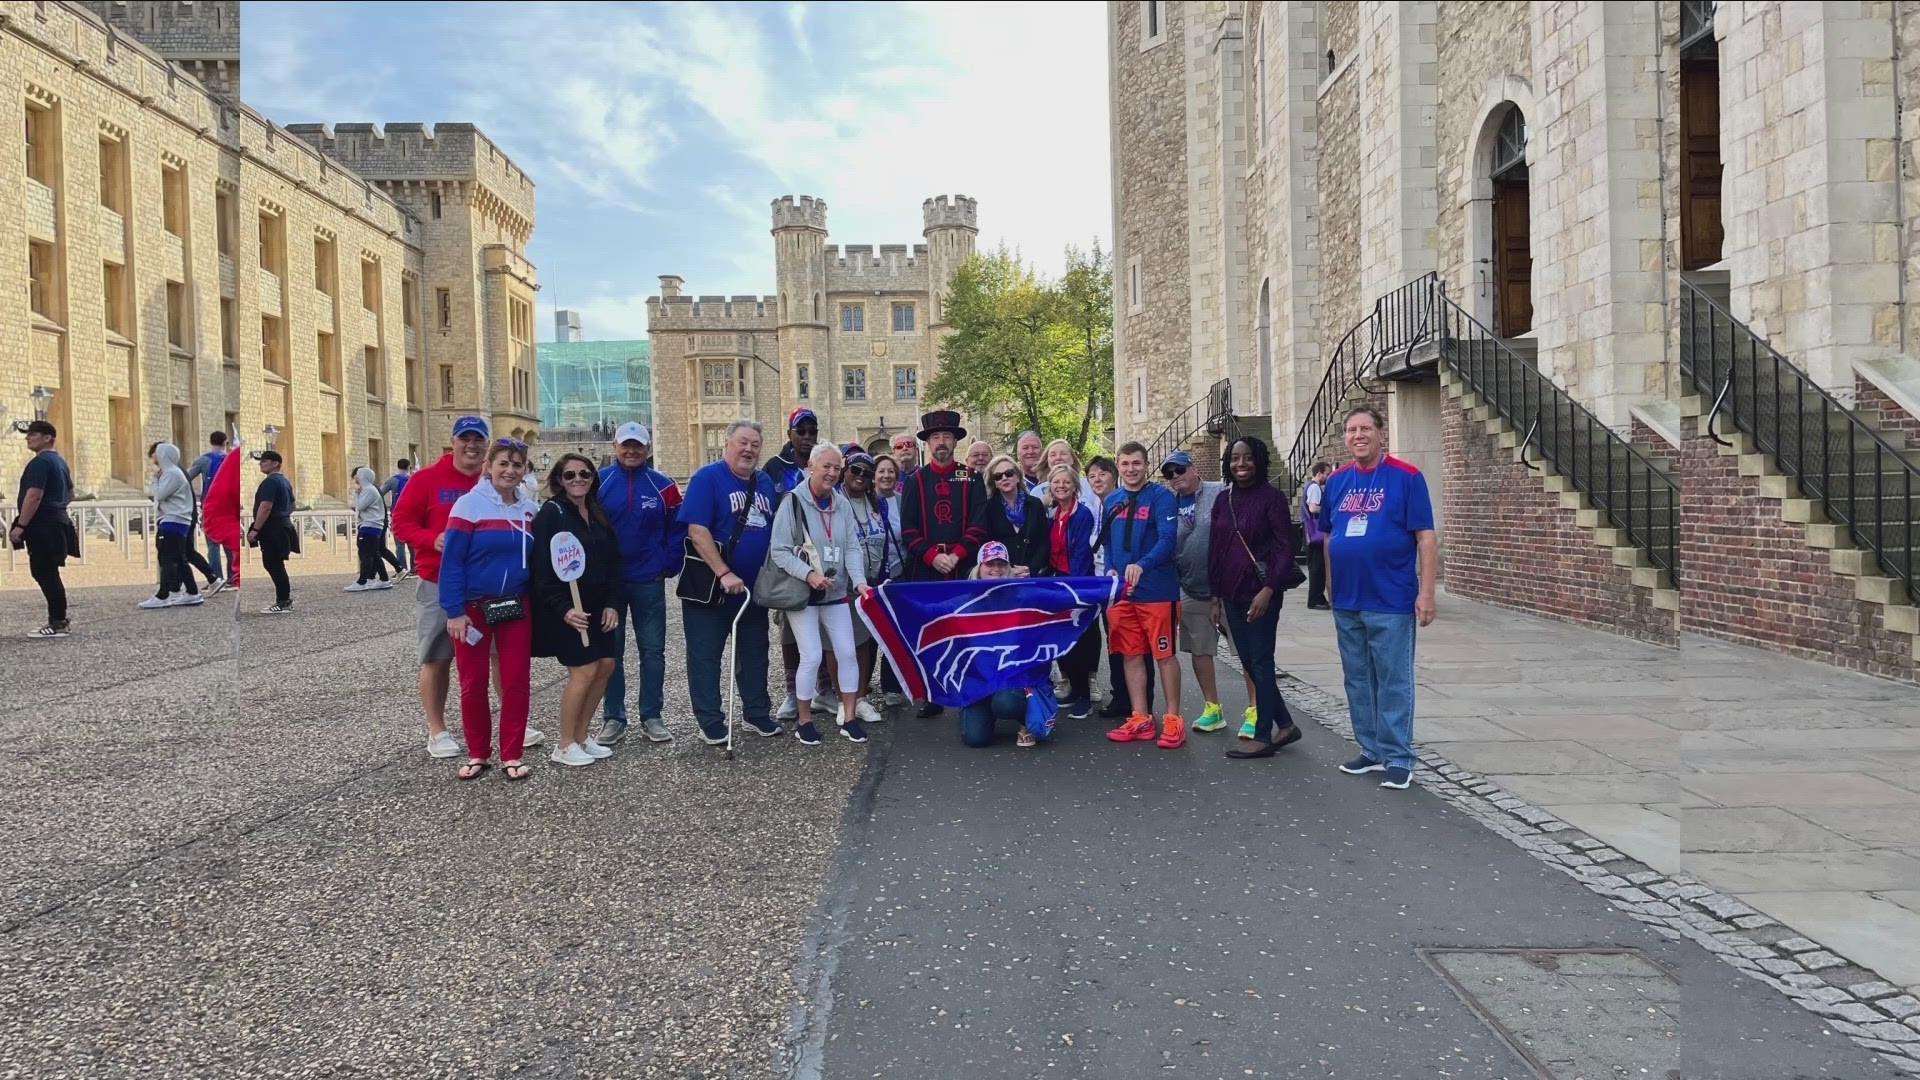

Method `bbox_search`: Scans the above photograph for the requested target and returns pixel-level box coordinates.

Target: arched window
[1488,106,1532,337]
[813,293,821,322]
[1257,280,1273,415]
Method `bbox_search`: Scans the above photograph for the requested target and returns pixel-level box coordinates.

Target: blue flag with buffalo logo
[855,577,1117,709]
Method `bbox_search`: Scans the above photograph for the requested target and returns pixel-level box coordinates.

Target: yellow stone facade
[1,1,535,508]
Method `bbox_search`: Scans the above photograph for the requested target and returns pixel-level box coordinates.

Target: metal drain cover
[1419,948,1681,1080]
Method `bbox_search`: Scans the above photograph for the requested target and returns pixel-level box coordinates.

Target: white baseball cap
[614,422,651,446]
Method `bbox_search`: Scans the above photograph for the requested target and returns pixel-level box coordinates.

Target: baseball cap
[615,421,651,445]
[1161,450,1194,475]
[844,450,875,473]
[979,541,1011,565]
[788,408,818,431]
[452,415,489,439]
[24,419,56,438]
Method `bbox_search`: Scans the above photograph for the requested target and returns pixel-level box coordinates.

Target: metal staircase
[1144,378,1234,471]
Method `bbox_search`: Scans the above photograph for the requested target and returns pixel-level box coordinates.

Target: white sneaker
[205,577,227,596]
[426,730,463,759]
[776,694,800,721]
[137,596,172,610]
[523,727,546,748]
[171,593,205,607]
[855,698,884,725]
[581,738,613,759]
[344,582,370,593]
[371,579,395,590]
[814,692,841,717]
[550,743,595,767]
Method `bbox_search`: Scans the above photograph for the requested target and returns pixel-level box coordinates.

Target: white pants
[791,603,860,701]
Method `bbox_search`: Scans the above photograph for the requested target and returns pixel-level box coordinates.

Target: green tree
[925,243,1114,455]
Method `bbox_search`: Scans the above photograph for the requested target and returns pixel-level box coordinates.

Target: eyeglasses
[991,471,1018,483]
[560,470,593,481]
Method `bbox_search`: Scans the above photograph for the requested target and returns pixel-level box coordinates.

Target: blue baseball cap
[1161,450,1193,475]
[788,408,818,431]
[452,415,489,439]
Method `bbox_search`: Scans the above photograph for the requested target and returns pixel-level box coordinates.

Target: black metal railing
[1680,280,1920,604]
[1432,278,1680,583]
[1283,315,1376,493]
[1145,378,1233,466]
[1373,271,1440,363]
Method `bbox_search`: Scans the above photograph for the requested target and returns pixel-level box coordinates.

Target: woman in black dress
[982,453,1047,576]
[532,452,624,768]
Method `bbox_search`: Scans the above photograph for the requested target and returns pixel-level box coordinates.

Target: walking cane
[722,594,750,761]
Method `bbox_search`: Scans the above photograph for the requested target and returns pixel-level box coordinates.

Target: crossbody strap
[717,471,762,563]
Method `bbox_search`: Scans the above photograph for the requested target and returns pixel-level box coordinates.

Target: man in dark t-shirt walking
[10,420,75,639]
[248,451,297,614]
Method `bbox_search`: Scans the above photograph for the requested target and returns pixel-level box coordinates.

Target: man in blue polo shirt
[1319,404,1438,791]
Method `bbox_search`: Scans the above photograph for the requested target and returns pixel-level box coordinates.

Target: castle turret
[922,195,978,334]
[773,195,831,436]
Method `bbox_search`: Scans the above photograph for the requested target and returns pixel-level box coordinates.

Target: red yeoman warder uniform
[899,410,987,581]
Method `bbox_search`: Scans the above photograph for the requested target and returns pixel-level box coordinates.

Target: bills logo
[858,577,1117,707]
[727,491,772,515]
[1339,491,1386,513]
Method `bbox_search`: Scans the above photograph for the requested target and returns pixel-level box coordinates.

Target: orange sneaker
[1156,714,1187,749]
[1106,713,1157,742]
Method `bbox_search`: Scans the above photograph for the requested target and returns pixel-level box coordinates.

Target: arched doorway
[1678,0,1723,269]
[1488,106,1532,337]
[865,436,891,457]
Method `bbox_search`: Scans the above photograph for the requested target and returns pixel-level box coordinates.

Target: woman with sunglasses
[441,438,539,781]
[532,453,624,767]
[982,453,1047,577]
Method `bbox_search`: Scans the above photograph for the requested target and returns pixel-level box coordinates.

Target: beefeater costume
[899,409,988,581]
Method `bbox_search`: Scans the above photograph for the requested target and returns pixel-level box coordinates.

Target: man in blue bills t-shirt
[1319,404,1438,791]
[680,418,780,745]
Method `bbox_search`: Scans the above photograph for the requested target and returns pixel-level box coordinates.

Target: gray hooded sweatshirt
[1174,480,1226,599]
[352,467,386,531]
[769,485,868,605]
[149,442,194,527]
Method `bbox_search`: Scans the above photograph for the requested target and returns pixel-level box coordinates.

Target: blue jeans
[1333,609,1417,770]
[959,688,1031,747]
[1222,600,1294,740]
[393,541,411,572]
[204,532,228,580]
[683,595,770,739]
[604,580,668,722]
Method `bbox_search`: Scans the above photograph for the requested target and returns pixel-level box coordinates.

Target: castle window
[841,304,865,333]
[215,189,233,255]
[28,241,56,320]
[166,282,189,350]
[1139,0,1166,48]
[361,259,381,312]
[797,364,810,400]
[431,191,442,220]
[313,236,336,296]
[102,261,129,336]
[893,367,918,401]
[436,287,451,330]
[440,364,455,404]
[221,298,236,360]
[24,102,56,186]
[161,163,188,237]
[843,366,868,401]
[892,303,915,333]
[701,362,737,399]
[1126,256,1144,315]
[98,135,127,214]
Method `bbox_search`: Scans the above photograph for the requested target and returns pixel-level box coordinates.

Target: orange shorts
[1109,600,1177,660]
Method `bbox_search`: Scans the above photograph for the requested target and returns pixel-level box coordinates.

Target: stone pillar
[1261,0,1325,447]
[1358,0,1440,303]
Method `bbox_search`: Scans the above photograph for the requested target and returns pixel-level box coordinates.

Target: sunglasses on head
[496,437,528,451]
[560,469,593,481]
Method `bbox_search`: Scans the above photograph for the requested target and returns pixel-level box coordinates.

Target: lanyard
[814,492,834,542]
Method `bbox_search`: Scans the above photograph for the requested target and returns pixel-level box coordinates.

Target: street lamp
[250,424,279,460]
[7,386,54,433]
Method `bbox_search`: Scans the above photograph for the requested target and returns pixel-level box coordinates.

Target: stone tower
[772,195,830,435]
[80,1,240,100]
[922,195,978,336]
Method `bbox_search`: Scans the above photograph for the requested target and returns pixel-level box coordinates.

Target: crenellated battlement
[283,122,535,225]
[646,283,779,329]
[772,194,828,232]
[922,194,978,233]
[79,1,238,58]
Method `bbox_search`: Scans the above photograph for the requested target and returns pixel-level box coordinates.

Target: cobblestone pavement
[0,576,868,1079]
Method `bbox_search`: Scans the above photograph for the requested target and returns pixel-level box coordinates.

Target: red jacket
[391,454,484,583]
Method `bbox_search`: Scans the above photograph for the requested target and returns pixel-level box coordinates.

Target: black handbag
[677,470,763,606]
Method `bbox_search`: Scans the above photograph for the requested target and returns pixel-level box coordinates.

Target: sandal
[502,761,533,782]
[457,759,490,781]
[1016,730,1037,748]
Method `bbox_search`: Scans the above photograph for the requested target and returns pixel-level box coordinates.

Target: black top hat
[917,409,966,442]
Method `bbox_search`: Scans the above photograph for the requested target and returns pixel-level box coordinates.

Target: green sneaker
[1237,707,1258,740]
[1191,702,1226,732]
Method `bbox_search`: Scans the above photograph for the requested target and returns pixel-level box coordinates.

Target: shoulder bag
[752,491,820,612]
[677,471,762,606]
[1228,487,1305,593]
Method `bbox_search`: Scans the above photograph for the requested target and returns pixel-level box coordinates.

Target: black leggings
[356,532,391,584]
[259,529,292,606]
[156,531,200,599]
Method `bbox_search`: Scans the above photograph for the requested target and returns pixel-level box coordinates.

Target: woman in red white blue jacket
[439,439,538,782]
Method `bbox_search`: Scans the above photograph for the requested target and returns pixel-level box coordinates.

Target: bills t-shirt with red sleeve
[1317,455,1435,614]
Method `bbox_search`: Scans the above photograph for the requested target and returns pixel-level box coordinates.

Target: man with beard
[899,409,988,718]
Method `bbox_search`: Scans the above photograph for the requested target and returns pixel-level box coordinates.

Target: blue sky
[242,1,1111,342]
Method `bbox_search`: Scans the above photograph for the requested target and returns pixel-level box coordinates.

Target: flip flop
[502,761,533,782]
[457,760,490,781]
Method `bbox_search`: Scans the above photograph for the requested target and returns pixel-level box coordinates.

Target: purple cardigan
[1206,482,1296,606]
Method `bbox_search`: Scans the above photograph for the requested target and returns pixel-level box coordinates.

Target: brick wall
[1856,374,1920,448]
[1629,417,1676,468]
[1441,390,1676,646]
[1679,421,1916,680]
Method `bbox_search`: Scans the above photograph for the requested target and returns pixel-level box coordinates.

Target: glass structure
[536,339,652,431]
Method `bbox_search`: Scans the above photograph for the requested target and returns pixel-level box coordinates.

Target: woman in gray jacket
[347,465,396,592]
[768,444,873,746]
[141,442,207,609]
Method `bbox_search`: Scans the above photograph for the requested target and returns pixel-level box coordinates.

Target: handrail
[1284,315,1375,493]
[1432,278,1680,583]
[1680,279,1920,604]
[1145,378,1233,467]
[1372,272,1440,362]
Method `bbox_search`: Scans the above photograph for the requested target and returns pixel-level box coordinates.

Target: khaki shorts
[1178,594,1218,656]
[417,577,454,664]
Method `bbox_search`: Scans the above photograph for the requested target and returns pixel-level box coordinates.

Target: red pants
[452,598,532,762]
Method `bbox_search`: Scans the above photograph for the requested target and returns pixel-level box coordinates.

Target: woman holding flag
[532,452,624,768]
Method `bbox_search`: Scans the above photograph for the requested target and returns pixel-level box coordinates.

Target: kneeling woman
[959,542,1056,749]
[532,453,624,767]
[441,438,538,781]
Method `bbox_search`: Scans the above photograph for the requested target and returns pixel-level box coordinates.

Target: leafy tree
[925,243,1114,455]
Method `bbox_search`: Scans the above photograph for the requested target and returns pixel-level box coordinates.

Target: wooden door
[1492,169,1533,337]
[1679,54,1724,270]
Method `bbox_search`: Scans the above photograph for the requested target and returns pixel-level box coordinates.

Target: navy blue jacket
[597,461,686,582]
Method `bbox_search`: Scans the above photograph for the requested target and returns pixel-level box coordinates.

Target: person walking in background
[532,452,623,768]
[1321,405,1438,791]
[983,453,1047,577]
[441,438,538,782]
[1210,436,1303,760]
[1042,464,1101,719]
[1101,442,1185,750]
[1164,450,1235,735]
[141,443,206,610]
[247,451,296,615]
[1303,461,1331,610]
[202,434,243,594]
[382,458,415,578]
[680,420,780,745]
[900,410,989,718]
[596,422,684,746]
[769,444,873,746]
[840,450,893,725]
[346,466,395,592]
[1087,454,1153,719]
[185,431,229,585]
[11,420,76,639]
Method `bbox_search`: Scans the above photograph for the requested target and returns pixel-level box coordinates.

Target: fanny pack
[478,596,526,625]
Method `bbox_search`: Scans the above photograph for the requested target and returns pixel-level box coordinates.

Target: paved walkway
[1275,595,1920,996]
